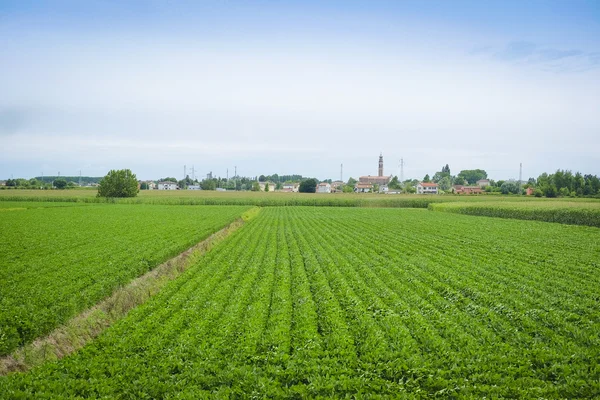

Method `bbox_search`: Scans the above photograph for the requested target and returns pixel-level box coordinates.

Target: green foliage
[347,177,357,186]
[438,176,452,191]
[500,180,520,194]
[251,182,260,192]
[0,205,249,355]
[53,178,67,189]
[299,178,317,193]
[2,207,599,397]
[388,176,402,189]
[457,169,487,184]
[264,183,270,192]
[140,182,149,190]
[423,174,431,182]
[97,170,139,198]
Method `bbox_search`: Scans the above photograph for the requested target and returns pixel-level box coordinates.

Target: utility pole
[400,158,404,182]
[340,163,343,182]
[519,162,523,195]
[184,165,186,180]
[79,170,82,187]
[227,168,229,180]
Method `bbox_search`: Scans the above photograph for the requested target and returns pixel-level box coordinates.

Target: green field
[2,207,598,398]
[430,200,600,227]
[0,204,249,355]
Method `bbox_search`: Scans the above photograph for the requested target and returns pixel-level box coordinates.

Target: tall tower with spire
[378,153,384,177]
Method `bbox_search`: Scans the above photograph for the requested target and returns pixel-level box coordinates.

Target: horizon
[1,1,599,181]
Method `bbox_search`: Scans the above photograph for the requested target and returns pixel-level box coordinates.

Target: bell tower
[378,153,383,177]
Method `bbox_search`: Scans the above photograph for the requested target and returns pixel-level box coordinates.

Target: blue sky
[1,0,599,181]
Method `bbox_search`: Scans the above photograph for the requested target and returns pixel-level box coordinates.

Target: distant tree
[299,178,317,193]
[542,184,558,198]
[200,179,216,190]
[501,180,520,194]
[423,174,431,183]
[342,185,354,193]
[140,182,149,190]
[97,169,139,198]
[388,176,402,189]
[258,175,266,182]
[265,183,270,192]
[442,164,451,174]
[347,177,357,186]
[454,176,466,185]
[54,178,67,189]
[438,176,452,191]
[251,181,260,191]
[457,169,487,185]
[275,182,283,190]
[159,177,178,183]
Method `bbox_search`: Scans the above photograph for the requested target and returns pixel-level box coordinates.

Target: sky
[1,0,599,181]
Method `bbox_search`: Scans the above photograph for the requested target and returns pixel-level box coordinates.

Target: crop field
[0,204,249,356]
[2,207,598,398]
[430,200,600,227]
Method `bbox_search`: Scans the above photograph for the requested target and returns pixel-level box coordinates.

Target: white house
[477,179,491,187]
[416,182,438,194]
[157,181,179,190]
[354,183,373,193]
[317,182,331,193]
[188,185,201,190]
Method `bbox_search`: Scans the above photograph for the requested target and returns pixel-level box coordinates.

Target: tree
[423,174,431,183]
[251,181,260,191]
[54,178,67,189]
[388,176,402,189]
[265,183,270,192]
[454,176,465,185]
[159,177,178,183]
[258,175,266,182]
[299,178,317,193]
[97,169,139,198]
[275,182,283,190]
[140,182,149,190]
[500,180,520,194]
[438,176,452,191]
[347,177,357,187]
[457,169,487,184]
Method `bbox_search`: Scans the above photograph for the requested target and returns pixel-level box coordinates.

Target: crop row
[1,207,599,397]
[0,204,249,356]
[429,201,600,227]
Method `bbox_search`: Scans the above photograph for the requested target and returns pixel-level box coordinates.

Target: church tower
[378,153,384,177]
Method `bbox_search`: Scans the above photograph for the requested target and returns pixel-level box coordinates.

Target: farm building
[188,185,201,190]
[453,185,482,194]
[317,182,331,193]
[417,182,438,194]
[477,179,491,187]
[157,181,179,190]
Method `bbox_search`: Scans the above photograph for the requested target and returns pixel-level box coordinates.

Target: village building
[188,185,201,190]
[355,183,373,193]
[330,181,344,192]
[358,154,392,186]
[526,187,535,196]
[317,182,331,193]
[157,181,179,190]
[281,183,299,193]
[477,179,491,187]
[453,185,482,194]
[416,182,438,194]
